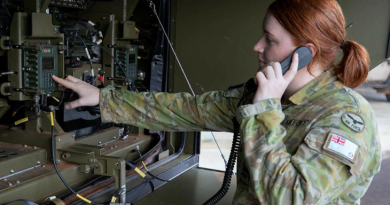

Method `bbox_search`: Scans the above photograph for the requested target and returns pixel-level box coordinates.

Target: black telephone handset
[245,46,313,91]
[280,46,313,75]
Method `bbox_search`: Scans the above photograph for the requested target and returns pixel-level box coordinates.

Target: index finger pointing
[52,75,77,90]
[65,75,84,83]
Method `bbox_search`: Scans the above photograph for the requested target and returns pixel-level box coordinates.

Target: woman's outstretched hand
[253,53,299,103]
[52,75,100,109]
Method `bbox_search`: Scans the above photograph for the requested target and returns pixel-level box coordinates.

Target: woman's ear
[304,43,316,57]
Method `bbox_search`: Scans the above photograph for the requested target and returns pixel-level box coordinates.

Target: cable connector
[14,114,49,125]
[111,188,125,203]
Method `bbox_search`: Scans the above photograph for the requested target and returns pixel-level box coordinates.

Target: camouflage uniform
[100,70,381,205]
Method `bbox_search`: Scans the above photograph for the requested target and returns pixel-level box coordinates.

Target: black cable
[62,0,97,33]
[135,148,169,182]
[51,126,77,195]
[96,44,129,80]
[50,111,107,205]
[97,44,136,92]
[75,33,96,86]
[125,162,155,192]
[135,81,149,92]
[55,90,66,109]
[14,114,49,126]
[202,79,256,205]
[128,83,134,92]
[12,104,24,117]
[128,125,135,136]
[202,117,241,205]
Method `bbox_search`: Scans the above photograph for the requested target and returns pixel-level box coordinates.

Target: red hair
[268,0,369,88]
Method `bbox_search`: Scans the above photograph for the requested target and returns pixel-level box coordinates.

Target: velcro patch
[341,112,365,133]
[324,132,359,163]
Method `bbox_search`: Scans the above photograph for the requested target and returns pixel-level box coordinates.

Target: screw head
[10,169,14,173]
[57,138,61,142]
[56,159,61,163]
[23,145,27,148]
[37,161,41,164]
[8,182,12,187]
[33,146,37,149]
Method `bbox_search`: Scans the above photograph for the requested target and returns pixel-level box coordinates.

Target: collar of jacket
[288,70,339,105]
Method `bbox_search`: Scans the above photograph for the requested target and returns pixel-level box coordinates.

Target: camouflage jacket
[100,71,381,205]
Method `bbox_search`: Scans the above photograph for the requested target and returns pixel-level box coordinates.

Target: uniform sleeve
[99,85,241,132]
[236,99,381,204]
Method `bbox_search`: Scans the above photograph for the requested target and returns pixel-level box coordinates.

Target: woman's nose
[253,39,264,53]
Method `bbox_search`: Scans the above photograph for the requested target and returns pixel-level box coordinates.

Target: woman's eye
[266,37,274,43]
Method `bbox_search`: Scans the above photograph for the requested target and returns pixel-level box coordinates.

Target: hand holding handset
[245,46,313,92]
[280,46,312,75]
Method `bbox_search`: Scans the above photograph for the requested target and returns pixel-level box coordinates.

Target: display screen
[42,57,54,70]
[129,54,136,64]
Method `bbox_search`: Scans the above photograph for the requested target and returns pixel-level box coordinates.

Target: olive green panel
[338,0,390,70]
[0,142,47,179]
[8,12,30,101]
[31,13,63,38]
[172,0,273,93]
[0,99,9,120]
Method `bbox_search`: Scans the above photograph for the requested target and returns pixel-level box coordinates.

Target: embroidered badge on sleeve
[324,133,359,163]
[341,112,365,133]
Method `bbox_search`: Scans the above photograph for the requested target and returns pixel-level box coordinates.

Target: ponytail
[334,40,370,88]
[268,0,371,89]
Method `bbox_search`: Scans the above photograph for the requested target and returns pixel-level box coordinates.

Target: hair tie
[340,39,347,49]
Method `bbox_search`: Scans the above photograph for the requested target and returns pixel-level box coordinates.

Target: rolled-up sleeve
[99,86,240,132]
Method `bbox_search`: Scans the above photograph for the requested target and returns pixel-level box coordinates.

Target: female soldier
[52,0,381,204]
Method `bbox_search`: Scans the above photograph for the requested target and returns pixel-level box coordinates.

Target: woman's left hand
[253,53,299,103]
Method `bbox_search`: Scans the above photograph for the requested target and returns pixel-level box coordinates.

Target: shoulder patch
[341,112,365,133]
[324,132,359,163]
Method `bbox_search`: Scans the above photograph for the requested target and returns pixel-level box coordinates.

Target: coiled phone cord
[202,79,256,205]
[202,117,240,205]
